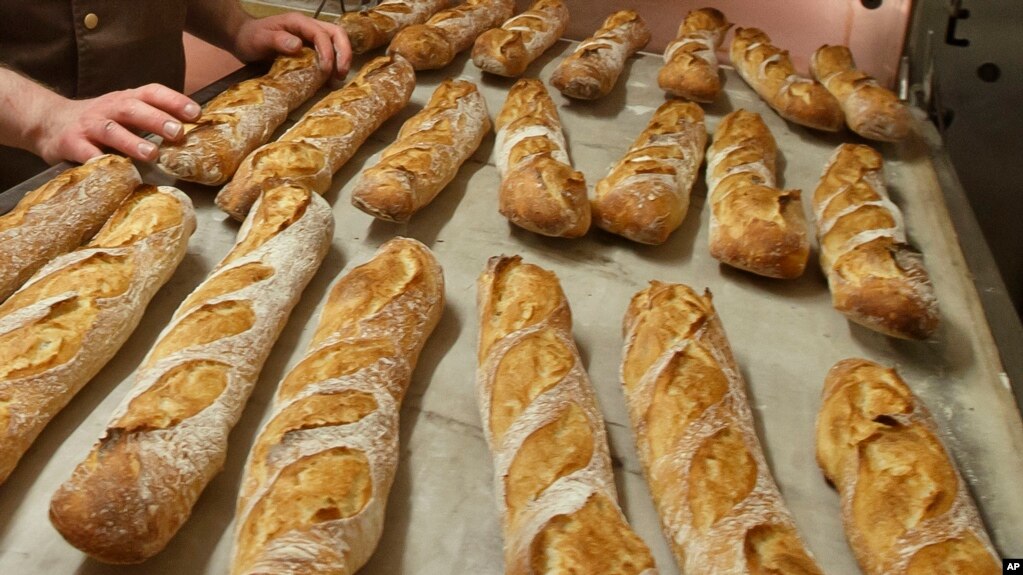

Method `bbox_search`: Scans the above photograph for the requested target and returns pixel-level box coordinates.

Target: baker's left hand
[234,12,352,79]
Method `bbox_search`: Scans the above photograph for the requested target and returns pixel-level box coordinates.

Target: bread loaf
[592,100,706,245]
[549,10,650,100]
[216,55,416,221]
[471,0,569,77]
[706,110,809,278]
[339,0,449,54]
[658,8,731,102]
[730,28,844,132]
[0,185,194,485]
[231,237,444,575]
[621,281,823,574]
[351,79,490,223]
[812,144,938,339]
[387,0,515,70]
[0,154,140,302]
[816,358,1000,575]
[810,44,911,142]
[476,256,657,574]
[158,48,328,186]
[50,185,334,564]
[495,78,589,237]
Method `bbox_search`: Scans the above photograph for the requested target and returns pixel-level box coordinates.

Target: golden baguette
[471,0,570,77]
[231,237,444,575]
[387,0,515,70]
[0,185,194,485]
[658,8,731,102]
[550,10,650,100]
[476,255,658,574]
[339,0,449,54]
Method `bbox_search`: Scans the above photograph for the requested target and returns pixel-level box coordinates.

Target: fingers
[133,84,201,122]
[111,97,188,143]
[87,119,158,162]
[324,22,352,78]
[272,30,304,55]
[250,13,352,78]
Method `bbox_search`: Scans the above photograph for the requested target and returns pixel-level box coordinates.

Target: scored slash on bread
[471,0,570,78]
[550,10,651,100]
[658,8,732,103]
[339,0,450,54]
[387,0,515,71]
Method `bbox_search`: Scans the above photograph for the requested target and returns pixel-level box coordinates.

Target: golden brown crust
[387,0,515,70]
[816,359,1000,575]
[592,100,706,244]
[621,282,823,574]
[550,10,650,100]
[730,28,844,132]
[658,8,731,102]
[476,256,657,575]
[812,144,938,339]
[471,0,570,77]
[339,0,449,54]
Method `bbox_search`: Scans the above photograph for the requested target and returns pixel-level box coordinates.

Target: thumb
[274,31,303,54]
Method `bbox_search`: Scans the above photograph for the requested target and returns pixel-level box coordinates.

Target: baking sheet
[1,43,1021,574]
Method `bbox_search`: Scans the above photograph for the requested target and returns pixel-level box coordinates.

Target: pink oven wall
[527,0,912,87]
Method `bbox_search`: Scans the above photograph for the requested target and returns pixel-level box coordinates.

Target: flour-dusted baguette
[495,78,589,237]
[477,256,658,574]
[158,48,328,186]
[658,8,731,102]
[813,144,938,339]
[816,358,1000,575]
[592,100,706,245]
[339,0,449,54]
[0,185,194,485]
[351,79,490,223]
[387,0,515,70]
[471,0,569,77]
[216,55,416,221]
[706,109,809,278]
[549,10,650,100]
[231,237,444,575]
[0,154,139,302]
[621,282,823,574]
[730,28,844,132]
[50,185,334,564]
[810,45,911,142]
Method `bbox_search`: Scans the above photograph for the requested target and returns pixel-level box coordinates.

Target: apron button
[84,13,99,30]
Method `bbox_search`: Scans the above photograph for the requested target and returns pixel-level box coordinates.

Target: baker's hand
[34,84,201,164]
[234,12,352,79]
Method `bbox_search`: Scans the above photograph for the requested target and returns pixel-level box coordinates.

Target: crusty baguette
[476,256,657,575]
[621,281,824,574]
[730,28,844,132]
[216,55,416,221]
[0,154,140,302]
[810,44,911,142]
[706,109,809,278]
[339,0,449,54]
[231,237,444,575]
[387,0,515,70]
[816,358,1000,575]
[471,0,570,77]
[549,10,650,100]
[157,48,328,185]
[351,79,490,223]
[658,8,731,102]
[50,185,334,564]
[592,100,706,245]
[495,78,589,237]
[0,185,194,485]
[812,144,938,339]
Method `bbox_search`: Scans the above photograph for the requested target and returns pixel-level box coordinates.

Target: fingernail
[287,37,301,50]
[184,103,200,118]
[164,120,182,138]
[138,141,157,158]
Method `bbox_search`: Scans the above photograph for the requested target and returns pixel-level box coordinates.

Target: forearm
[0,67,67,156]
[183,0,252,55]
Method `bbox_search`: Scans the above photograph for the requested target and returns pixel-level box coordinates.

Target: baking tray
[1,43,1021,574]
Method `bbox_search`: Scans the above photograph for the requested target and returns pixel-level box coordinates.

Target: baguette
[387,0,515,70]
[658,8,731,102]
[592,100,706,245]
[706,109,809,278]
[0,185,194,485]
[476,256,657,574]
[816,358,1000,574]
[351,78,491,223]
[50,185,334,564]
[812,144,938,339]
[157,48,328,186]
[216,55,416,221]
[495,78,589,237]
[549,10,650,100]
[730,27,844,132]
[339,0,449,54]
[810,44,911,142]
[621,282,823,574]
[471,0,570,77]
[231,237,444,575]
[0,154,140,302]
